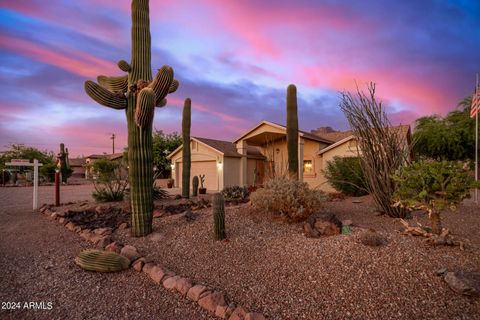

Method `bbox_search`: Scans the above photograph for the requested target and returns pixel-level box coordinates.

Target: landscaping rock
[198,291,226,313]
[57,217,67,225]
[132,258,146,272]
[142,262,155,275]
[174,277,193,296]
[117,222,128,230]
[96,236,112,249]
[303,222,319,238]
[148,265,167,284]
[95,204,110,214]
[343,219,353,226]
[304,212,342,237]
[65,222,76,232]
[89,234,104,244]
[245,313,266,320]
[187,284,209,302]
[105,241,122,253]
[358,229,386,246]
[444,271,480,297]
[215,305,228,319]
[120,245,140,261]
[148,232,163,242]
[163,275,180,290]
[153,209,163,218]
[79,230,93,241]
[229,306,247,320]
[93,227,113,236]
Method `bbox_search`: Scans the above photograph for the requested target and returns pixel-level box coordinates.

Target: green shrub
[221,186,249,201]
[392,160,476,234]
[92,159,128,202]
[324,156,368,196]
[250,177,326,222]
[40,163,57,182]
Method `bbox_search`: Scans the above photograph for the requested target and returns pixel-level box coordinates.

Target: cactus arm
[150,66,174,102]
[156,98,167,108]
[97,75,128,93]
[135,88,155,128]
[117,59,131,72]
[169,79,179,93]
[84,80,127,109]
[75,249,130,272]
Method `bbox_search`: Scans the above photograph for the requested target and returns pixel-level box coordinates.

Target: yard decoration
[84,0,179,236]
[393,160,475,237]
[75,249,130,272]
[286,84,299,179]
[340,83,409,218]
[182,98,191,198]
[212,193,226,240]
[198,174,207,194]
[192,176,199,197]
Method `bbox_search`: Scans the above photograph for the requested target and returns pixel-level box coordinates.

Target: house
[69,158,86,178]
[167,120,411,192]
[85,153,125,179]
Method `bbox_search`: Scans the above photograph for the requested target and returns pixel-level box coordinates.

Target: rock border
[38,204,266,320]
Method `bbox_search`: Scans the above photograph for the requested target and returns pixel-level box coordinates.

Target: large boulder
[304,212,342,237]
[444,271,480,297]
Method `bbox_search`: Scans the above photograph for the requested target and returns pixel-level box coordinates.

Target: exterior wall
[239,123,286,142]
[223,157,241,188]
[317,139,359,192]
[246,159,258,186]
[302,139,329,189]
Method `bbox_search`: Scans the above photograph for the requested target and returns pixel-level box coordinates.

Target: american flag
[471,89,480,119]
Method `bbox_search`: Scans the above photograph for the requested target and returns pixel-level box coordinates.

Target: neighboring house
[167,120,411,192]
[85,153,125,179]
[69,158,86,178]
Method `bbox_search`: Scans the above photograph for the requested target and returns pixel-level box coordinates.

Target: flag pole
[476,73,479,203]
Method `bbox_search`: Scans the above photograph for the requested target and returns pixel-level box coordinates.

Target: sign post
[5,159,43,210]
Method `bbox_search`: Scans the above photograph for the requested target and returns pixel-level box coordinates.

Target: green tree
[393,160,476,234]
[0,144,56,181]
[324,156,368,196]
[413,96,475,161]
[152,130,182,178]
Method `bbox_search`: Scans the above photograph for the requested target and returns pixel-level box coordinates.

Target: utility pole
[111,133,116,154]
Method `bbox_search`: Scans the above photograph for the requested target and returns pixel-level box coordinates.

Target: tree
[0,144,56,181]
[83,0,179,237]
[152,130,182,178]
[393,160,476,234]
[91,158,128,202]
[413,96,475,161]
[324,156,368,196]
[339,83,409,218]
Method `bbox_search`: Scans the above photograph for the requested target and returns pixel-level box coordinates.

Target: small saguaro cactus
[286,84,299,179]
[58,143,70,183]
[84,0,179,237]
[212,193,226,240]
[74,249,130,272]
[182,98,191,198]
[192,176,199,197]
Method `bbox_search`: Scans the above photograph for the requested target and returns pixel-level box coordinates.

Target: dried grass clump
[358,229,386,246]
[250,177,326,222]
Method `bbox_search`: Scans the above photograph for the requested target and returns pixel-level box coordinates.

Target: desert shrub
[250,177,326,221]
[324,156,368,196]
[222,186,249,201]
[152,171,169,200]
[392,159,476,234]
[40,163,57,182]
[92,159,128,202]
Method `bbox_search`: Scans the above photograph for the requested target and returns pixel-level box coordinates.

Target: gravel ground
[113,195,480,320]
[0,185,214,320]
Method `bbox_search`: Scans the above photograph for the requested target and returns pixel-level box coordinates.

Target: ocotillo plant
[286,84,299,179]
[192,176,199,197]
[212,193,226,240]
[84,0,179,236]
[182,98,191,198]
[58,143,69,183]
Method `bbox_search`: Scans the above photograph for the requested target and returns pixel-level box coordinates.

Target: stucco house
[167,120,411,192]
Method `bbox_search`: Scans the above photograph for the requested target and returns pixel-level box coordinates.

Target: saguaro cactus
[58,143,69,183]
[182,98,191,198]
[84,0,179,236]
[192,176,199,197]
[212,193,226,240]
[286,84,299,179]
[75,249,130,272]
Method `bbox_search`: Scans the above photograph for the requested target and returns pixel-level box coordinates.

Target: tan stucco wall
[239,123,286,142]
[302,139,329,189]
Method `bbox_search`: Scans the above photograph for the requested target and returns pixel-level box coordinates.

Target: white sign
[5,159,43,210]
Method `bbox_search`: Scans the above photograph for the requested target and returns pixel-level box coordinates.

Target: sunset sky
[1,0,479,157]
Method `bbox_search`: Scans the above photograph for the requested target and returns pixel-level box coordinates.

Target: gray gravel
[0,185,214,320]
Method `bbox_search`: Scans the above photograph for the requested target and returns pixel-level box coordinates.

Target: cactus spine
[212,193,226,240]
[286,84,299,179]
[74,249,130,272]
[192,176,199,197]
[182,98,191,198]
[84,0,178,237]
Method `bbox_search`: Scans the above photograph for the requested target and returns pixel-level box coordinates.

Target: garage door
[177,161,218,191]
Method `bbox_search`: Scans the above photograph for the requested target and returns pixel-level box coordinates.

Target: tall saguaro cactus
[286,84,299,179]
[58,143,69,183]
[182,98,191,198]
[84,0,179,237]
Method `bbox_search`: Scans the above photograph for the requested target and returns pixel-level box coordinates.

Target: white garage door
[177,161,218,191]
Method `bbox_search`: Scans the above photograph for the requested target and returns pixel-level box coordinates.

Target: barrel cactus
[212,193,226,240]
[286,84,299,179]
[74,249,130,272]
[84,0,179,236]
[192,176,199,197]
[182,98,191,198]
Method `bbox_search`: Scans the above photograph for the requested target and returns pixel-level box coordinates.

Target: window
[303,160,313,173]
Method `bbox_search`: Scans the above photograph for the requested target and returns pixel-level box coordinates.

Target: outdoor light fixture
[170,164,175,170]
[217,161,223,169]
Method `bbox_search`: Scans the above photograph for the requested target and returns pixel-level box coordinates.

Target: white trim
[316,135,355,155]
[233,120,286,143]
